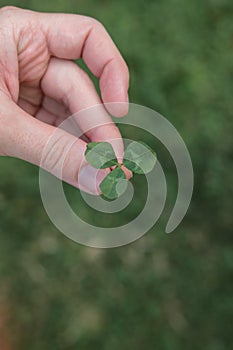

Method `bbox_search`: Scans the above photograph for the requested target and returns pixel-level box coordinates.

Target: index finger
[39,13,129,117]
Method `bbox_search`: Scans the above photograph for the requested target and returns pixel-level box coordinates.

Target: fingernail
[78,165,109,195]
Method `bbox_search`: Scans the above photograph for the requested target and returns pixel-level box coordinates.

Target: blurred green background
[0,0,232,349]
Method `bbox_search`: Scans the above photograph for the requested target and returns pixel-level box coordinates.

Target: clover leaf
[85,141,157,200]
[123,141,157,174]
[100,166,128,200]
[85,142,118,169]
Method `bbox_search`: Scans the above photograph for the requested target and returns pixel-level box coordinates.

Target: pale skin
[0,6,130,194]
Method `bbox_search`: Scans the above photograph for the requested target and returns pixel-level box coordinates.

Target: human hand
[0,6,130,194]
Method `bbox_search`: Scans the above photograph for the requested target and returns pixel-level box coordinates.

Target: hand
[0,6,130,194]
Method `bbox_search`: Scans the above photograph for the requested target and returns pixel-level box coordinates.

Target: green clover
[85,141,157,199]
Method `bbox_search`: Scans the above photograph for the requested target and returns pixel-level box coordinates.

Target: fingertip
[78,165,110,195]
[110,165,132,180]
[121,165,132,180]
[104,100,129,118]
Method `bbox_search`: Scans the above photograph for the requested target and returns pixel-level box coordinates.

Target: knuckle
[0,6,18,14]
[86,16,106,33]
[89,17,103,28]
[41,133,73,176]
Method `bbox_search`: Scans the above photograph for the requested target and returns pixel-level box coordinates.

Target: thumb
[1,100,109,194]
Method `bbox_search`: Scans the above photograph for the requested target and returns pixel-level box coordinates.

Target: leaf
[85,142,118,169]
[123,141,157,174]
[100,166,128,200]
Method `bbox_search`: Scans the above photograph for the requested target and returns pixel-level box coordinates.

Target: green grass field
[0,0,232,349]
